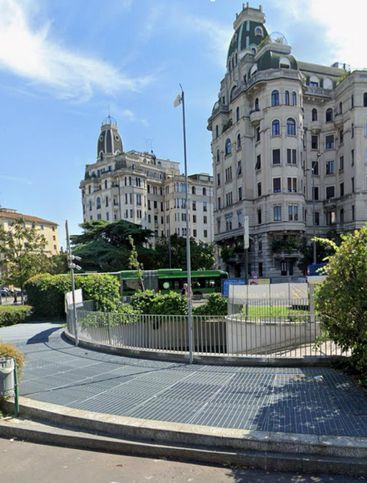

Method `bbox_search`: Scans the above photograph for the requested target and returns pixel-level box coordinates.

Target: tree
[315,227,367,373]
[128,235,144,290]
[297,232,340,274]
[0,219,49,296]
[154,235,215,270]
[70,220,155,272]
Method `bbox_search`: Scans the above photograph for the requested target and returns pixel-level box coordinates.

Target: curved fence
[66,301,347,359]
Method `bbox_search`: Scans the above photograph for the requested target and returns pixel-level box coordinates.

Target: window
[285,91,290,105]
[192,186,196,195]
[236,106,240,122]
[311,135,318,150]
[287,177,297,192]
[104,180,108,189]
[309,76,319,87]
[340,129,344,144]
[225,138,232,155]
[273,177,281,193]
[192,201,197,211]
[351,149,355,166]
[352,205,355,221]
[352,177,355,192]
[325,135,334,150]
[313,212,319,226]
[312,108,318,121]
[225,167,232,182]
[96,197,101,209]
[326,160,335,175]
[326,186,335,199]
[193,229,197,237]
[352,123,355,138]
[255,26,264,37]
[326,211,336,225]
[287,149,297,165]
[325,108,333,122]
[216,150,220,164]
[257,182,262,197]
[288,204,299,221]
[340,182,344,197]
[272,119,280,136]
[339,156,344,172]
[225,193,232,206]
[237,133,241,150]
[313,186,319,200]
[292,91,297,106]
[237,161,242,176]
[238,186,242,200]
[312,160,319,175]
[254,98,259,111]
[215,125,219,138]
[204,230,208,238]
[154,200,157,209]
[340,209,344,223]
[256,126,260,142]
[255,154,261,170]
[257,209,262,224]
[105,196,109,207]
[203,216,207,224]
[351,94,354,109]
[279,57,291,69]
[339,101,343,114]
[203,187,207,196]
[323,78,333,89]
[272,149,281,165]
[273,205,282,221]
[287,118,296,136]
[217,218,221,233]
[271,90,279,106]
[364,93,367,107]
[217,197,221,209]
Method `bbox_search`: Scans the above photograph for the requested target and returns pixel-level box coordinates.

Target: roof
[0,209,58,226]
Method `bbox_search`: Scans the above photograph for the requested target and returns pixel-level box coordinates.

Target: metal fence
[66,299,347,359]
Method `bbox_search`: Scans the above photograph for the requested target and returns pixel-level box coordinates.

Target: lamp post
[174,85,193,364]
[65,220,81,346]
[311,154,321,265]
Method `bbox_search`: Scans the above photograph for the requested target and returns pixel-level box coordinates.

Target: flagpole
[178,85,193,364]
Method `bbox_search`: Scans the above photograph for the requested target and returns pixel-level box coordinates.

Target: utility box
[0,358,14,397]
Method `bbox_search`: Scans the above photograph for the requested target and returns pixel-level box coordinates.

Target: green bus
[118,269,228,297]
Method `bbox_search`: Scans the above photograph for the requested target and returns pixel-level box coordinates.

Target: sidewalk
[2,322,367,437]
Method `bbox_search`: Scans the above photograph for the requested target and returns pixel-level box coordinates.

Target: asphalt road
[0,439,365,483]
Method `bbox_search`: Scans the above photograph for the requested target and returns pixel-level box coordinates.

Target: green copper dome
[227,20,268,62]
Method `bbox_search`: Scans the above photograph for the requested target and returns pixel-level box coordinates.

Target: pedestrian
[181,283,188,296]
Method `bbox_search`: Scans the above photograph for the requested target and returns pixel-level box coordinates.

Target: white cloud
[189,17,232,66]
[274,0,367,69]
[0,0,153,100]
[120,108,149,126]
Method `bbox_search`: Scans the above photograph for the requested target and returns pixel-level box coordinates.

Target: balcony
[249,109,263,124]
[304,85,332,99]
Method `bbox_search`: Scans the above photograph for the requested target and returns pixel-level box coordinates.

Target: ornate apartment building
[208,4,367,279]
[80,117,214,244]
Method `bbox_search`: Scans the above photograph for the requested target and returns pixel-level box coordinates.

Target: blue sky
[0,0,365,247]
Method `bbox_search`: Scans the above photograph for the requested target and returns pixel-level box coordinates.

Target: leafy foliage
[25,273,121,318]
[315,227,367,372]
[154,235,215,270]
[130,290,188,315]
[128,235,144,290]
[193,293,227,316]
[0,219,49,291]
[0,343,25,371]
[0,305,33,326]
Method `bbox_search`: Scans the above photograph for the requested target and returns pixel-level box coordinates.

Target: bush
[25,273,121,318]
[315,227,367,373]
[130,290,188,315]
[0,305,33,327]
[0,343,25,371]
[80,304,139,328]
[193,293,227,316]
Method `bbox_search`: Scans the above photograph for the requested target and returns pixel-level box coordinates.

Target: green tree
[154,235,215,270]
[0,219,49,296]
[128,235,144,290]
[315,227,367,373]
[70,220,155,272]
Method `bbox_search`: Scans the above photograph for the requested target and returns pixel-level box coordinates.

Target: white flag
[173,94,182,108]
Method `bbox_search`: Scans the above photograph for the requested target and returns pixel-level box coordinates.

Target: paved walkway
[2,322,367,437]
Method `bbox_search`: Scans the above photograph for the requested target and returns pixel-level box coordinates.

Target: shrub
[79,304,139,328]
[315,227,367,373]
[193,293,227,316]
[0,343,25,371]
[0,305,33,327]
[130,290,188,315]
[25,273,121,318]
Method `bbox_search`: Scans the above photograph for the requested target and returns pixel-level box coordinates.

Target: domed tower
[97,116,123,161]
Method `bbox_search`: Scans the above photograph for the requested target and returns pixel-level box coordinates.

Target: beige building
[0,208,59,255]
[208,4,367,280]
[80,117,214,245]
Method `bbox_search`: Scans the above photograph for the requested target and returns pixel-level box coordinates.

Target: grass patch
[241,305,309,320]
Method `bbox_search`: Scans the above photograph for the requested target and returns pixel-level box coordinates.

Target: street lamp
[174,85,193,364]
[307,153,320,265]
[65,220,82,346]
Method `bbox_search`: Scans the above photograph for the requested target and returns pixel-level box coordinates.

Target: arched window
[250,64,258,77]
[96,197,101,210]
[215,125,219,138]
[216,149,220,163]
[225,138,232,155]
[255,26,264,37]
[192,186,196,195]
[236,106,240,122]
[254,98,259,111]
[339,102,343,114]
[89,200,92,211]
[230,85,237,102]
[364,93,367,107]
[237,133,241,149]
[271,90,279,106]
[326,108,333,122]
[312,108,318,121]
[285,91,290,105]
[287,118,296,136]
[309,76,319,87]
[292,91,297,106]
[272,120,280,136]
[279,57,291,69]
[323,78,333,90]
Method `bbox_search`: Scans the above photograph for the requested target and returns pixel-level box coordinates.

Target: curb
[1,397,367,476]
[64,330,346,367]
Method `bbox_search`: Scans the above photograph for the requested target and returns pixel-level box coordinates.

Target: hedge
[193,293,228,316]
[24,273,121,318]
[130,290,188,315]
[0,305,33,327]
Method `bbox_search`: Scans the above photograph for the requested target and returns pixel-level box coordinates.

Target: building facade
[208,4,367,279]
[80,117,214,244]
[0,208,59,255]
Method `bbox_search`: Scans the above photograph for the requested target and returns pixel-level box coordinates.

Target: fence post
[309,284,315,323]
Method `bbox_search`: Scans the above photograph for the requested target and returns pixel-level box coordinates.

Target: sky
[0,0,366,248]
